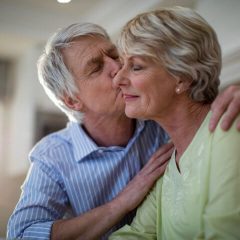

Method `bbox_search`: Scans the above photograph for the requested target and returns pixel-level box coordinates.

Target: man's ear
[63,95,84,111]
[175,77,192,94]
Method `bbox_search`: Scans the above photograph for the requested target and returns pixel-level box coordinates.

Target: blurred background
[0,0,240,237]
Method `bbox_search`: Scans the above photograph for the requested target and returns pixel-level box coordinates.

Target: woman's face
[113,54,178,120]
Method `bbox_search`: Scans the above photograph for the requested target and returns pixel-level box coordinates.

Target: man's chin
[116,104,125,113]
[115,96,125,107]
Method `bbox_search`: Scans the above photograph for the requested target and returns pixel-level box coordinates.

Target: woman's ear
[63,95,84,111]
[175,77,192,94]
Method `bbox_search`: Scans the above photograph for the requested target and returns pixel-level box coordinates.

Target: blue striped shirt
[7,120,168,239]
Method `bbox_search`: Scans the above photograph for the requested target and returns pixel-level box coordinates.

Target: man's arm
[7,143,173,240]
[51,142,173,240]
[7,159,69,239]
[209,85,240,131]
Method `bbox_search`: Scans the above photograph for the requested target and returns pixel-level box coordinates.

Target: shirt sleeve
[7,156,69,239]
[110,179,163,240]
[196,120,240,239]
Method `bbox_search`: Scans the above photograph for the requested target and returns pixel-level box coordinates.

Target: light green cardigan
[110,112,240,239]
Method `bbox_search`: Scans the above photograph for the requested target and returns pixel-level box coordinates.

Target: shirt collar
[68,119,145,162]
[69,122,99,161]
[125,119,145,150]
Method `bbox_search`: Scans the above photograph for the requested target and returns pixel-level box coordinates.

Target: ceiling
[0,0,196,59]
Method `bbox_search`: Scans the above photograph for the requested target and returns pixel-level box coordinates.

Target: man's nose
[107,56,121,78]
[112,67,127,89]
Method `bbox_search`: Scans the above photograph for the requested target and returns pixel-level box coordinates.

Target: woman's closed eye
[132,64,143,71]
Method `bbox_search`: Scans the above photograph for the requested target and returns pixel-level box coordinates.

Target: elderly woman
[110,6,240,239]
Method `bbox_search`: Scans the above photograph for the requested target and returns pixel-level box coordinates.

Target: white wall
[4,45,61,176]
[6,48,38,175]
[196,0,240,86]
[0,104,4,172]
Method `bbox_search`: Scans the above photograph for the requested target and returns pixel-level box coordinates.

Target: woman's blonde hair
[118,6,221,103]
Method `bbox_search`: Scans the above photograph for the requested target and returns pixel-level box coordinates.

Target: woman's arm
[109,180,162,240]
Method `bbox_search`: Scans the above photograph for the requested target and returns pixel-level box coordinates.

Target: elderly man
[7,23,240,240]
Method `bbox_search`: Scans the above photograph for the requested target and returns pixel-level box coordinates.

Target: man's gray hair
[37,23,110,122]
[118,6,222,103]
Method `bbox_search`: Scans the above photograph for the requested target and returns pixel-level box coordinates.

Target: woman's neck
[155,100,210,163]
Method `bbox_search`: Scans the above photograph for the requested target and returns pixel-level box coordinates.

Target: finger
[220,99,240,131]
[156,147,174,165]
[209,94,231,132]
[139,151,170,176]
[150,160,170,181]
[141,143,174,174]
[210,85,240,132]
[149,142,174,161]
[141,160,170,189]
[146,147,173,174]
[209,107,224,132]
[150,146,173,168]
[153,144,174,159]
[138,157,171,191]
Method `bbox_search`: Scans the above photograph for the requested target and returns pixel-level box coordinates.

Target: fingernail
[221,121,228,131]
[209,122,214,132]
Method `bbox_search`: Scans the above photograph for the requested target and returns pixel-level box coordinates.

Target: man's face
[62,35,125,119]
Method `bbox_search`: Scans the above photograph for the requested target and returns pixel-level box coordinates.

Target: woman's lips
[123,94,139,101]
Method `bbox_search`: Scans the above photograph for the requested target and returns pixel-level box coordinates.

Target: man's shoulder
[30,126,72,159]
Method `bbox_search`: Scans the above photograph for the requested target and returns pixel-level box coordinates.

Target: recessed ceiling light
[57,0,71,3]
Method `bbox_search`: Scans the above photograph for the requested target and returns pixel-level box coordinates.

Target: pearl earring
[176,88,181,94]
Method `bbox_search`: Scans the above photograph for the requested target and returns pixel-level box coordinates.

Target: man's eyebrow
[85,55,103,68]
[104,46,118,55]
[82,55,103,75]
[85,46,117,66]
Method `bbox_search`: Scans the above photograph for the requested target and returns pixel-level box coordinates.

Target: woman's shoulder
[212,113,240,143]
[210,113,240,164]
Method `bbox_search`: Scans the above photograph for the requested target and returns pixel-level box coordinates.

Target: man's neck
[82,114,135,147]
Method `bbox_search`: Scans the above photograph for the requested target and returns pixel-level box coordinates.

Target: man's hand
[113,142,174,213]
[209,85,240,132]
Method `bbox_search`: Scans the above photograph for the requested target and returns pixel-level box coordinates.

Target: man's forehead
[66,39,116,73]
[63,36,106,60]
[69,36,113,55]
[62,36,116,77]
